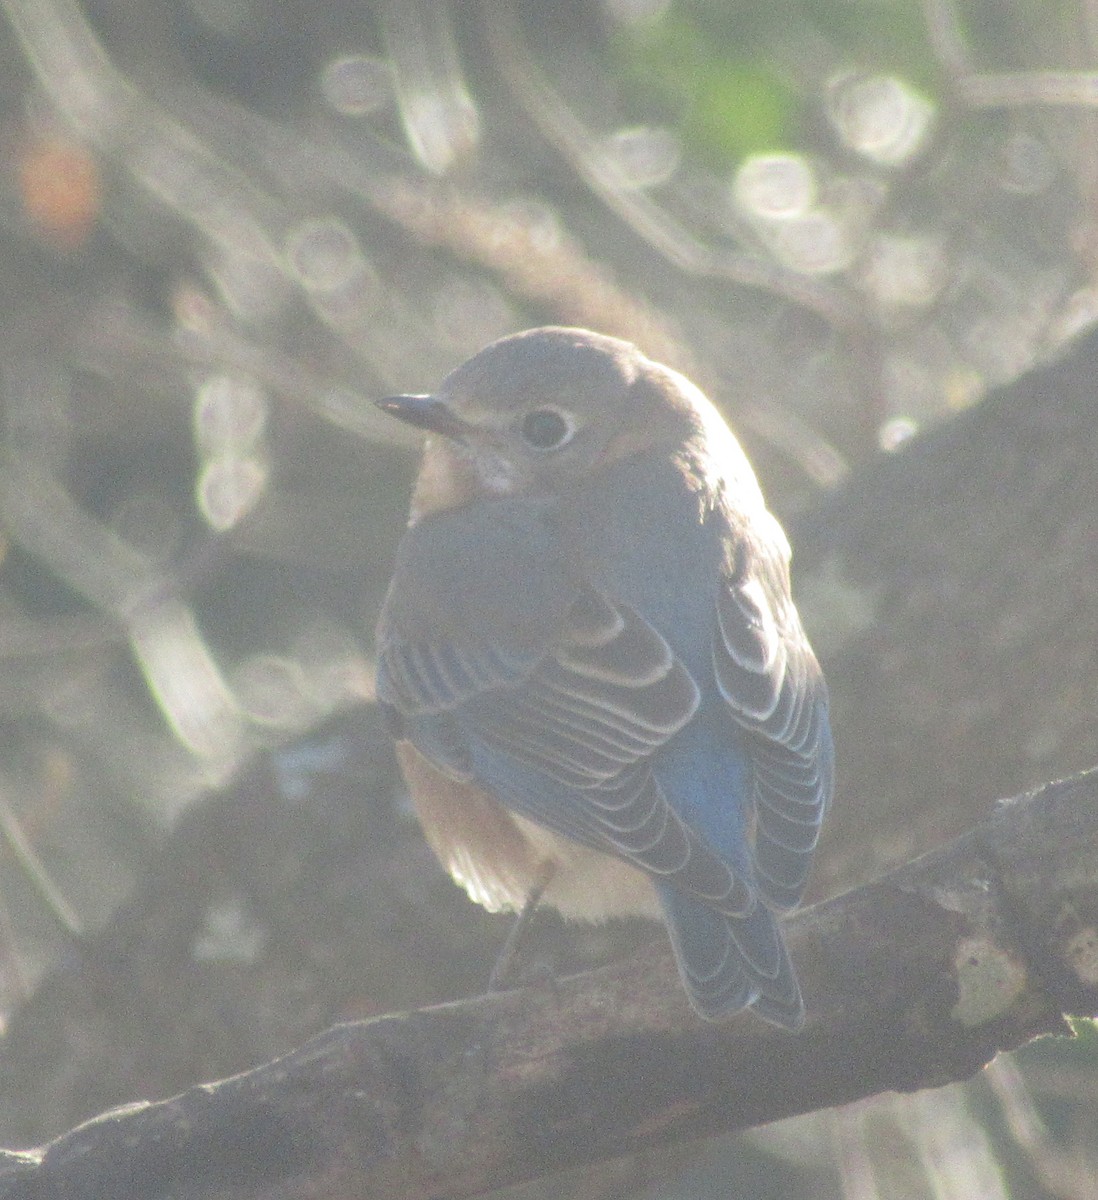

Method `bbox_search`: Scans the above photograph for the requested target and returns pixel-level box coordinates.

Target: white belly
[511,815,663,922]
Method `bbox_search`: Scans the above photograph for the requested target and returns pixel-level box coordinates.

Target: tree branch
[2,767,1096,1200]
[794,326,1098,896]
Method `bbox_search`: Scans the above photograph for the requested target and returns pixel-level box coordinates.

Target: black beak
[375,394,471,440]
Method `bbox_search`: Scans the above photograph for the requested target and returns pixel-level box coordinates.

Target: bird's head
[378,327,739,521]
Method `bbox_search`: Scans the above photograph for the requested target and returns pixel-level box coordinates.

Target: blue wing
[376,497,831,1026]
[641,532,832,1027]
[380,575,760,918]
[712,540,833,911]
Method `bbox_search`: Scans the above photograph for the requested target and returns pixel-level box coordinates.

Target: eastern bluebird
[375,327,833,1027]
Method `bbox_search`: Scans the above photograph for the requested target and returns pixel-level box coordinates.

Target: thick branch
[2,767,1096,1200]
[794,326,1098,895]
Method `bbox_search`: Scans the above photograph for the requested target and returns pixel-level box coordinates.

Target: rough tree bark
[796,324,1098,897]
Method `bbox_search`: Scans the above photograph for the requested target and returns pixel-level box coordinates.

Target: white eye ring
[519,406,576,451]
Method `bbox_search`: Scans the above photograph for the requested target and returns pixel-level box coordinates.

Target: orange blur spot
[18,136,101,249]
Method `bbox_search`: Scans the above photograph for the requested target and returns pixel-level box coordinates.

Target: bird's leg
[488,861,556,992]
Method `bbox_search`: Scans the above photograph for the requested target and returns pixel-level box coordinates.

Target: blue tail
[657,884,804,1029]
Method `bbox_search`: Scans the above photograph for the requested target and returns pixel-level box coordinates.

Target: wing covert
[713,542,833,912]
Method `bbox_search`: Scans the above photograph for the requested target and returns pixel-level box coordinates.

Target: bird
[374,326,833,1027]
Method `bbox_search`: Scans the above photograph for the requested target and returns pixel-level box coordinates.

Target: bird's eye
[519,407,575,451]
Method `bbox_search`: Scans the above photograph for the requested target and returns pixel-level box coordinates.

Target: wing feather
[382,576,764,918]
[713,544,833,913]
